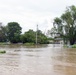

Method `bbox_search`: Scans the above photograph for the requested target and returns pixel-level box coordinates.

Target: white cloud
[0,0,76,33]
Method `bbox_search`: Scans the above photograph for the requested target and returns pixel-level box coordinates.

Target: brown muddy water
[0,44,76,75]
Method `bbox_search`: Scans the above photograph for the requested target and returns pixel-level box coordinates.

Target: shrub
[72,44,76,48]
[0,50,6,54]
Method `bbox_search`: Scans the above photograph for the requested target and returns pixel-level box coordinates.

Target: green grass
[0,42,8,45]
[63,45,68,48]
[64,44,76,48]
[0,50,6,54]
[72,44,76,48]
[24,43,35,46]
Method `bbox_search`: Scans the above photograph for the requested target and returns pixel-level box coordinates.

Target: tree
[37,30,49,44]
[52,5,76,45]
[7,22,22,43]
[20,29,49,44]
[0,23,7,42]
[20,29,36,43]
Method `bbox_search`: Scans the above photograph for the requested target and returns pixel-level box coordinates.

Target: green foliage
[0,24,7,42]
[63,45,68,48]
[20,29,49,44]
[0,22,48,44]
[7,22,22,43]
[0,50,6,54]
[72,44,76,48]
[24,43,35,46]
[20,29,36,43]
[52,5,76,45]
[48,37,54,40]
[37,34,49,44]
[0,42,8,45]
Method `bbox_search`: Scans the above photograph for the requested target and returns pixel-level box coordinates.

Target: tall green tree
[20,29,36,43]
[37,30,49,44]
[0,24,7,42]
[7,22,22,43]
[52,5,76,45]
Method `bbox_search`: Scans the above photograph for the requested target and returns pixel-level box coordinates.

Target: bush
[63,45,68,48]
[72,44,76,48]
[0,50,6,54]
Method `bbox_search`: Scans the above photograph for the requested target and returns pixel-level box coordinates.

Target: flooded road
[0,44,76,75]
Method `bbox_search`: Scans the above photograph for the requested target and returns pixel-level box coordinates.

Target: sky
[0,0,76,33]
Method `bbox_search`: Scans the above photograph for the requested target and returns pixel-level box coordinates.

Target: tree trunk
[70,39,75,45]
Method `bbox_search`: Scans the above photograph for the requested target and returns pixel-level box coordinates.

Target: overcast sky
[0,0,76,33]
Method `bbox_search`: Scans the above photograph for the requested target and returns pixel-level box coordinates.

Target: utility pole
[36,25,38,45]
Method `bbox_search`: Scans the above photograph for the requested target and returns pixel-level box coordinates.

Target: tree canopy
[0,23,7,42]
[20,29,49,44]
[51,5,76,45]
[0,22,49,44]
[7,22,22,43]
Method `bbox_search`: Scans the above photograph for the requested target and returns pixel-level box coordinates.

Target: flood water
[0,44,76,75]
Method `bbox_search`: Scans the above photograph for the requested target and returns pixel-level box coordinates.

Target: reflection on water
[0,44,76,75]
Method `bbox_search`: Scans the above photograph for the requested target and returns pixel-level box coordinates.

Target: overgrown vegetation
[0,22,49,44]
[0,50,6,54]
[7,22,22,43]
[51,5,76,45]
[72,44,76,48]
[24,43,35,46]
[20,29,49,44]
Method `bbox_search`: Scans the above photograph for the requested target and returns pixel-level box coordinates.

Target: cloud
[0,0,76,33]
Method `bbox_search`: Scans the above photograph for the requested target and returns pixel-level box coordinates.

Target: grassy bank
[0,42,10,45]
[24,43,35,46]
[0,50,6,54]
[72,44,76,48]
[63,44,76,48]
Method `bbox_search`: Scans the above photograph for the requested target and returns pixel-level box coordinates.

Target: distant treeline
[0,22,49,44]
